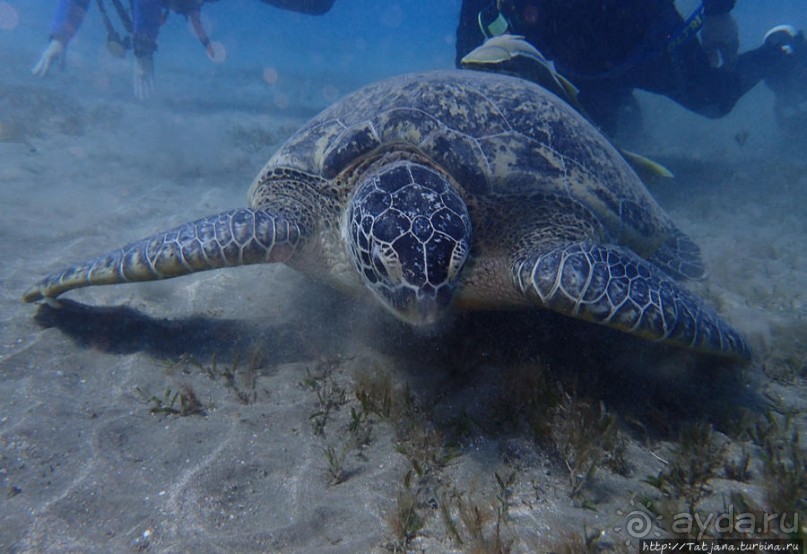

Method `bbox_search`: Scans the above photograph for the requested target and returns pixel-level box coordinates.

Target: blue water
[2,1,460,85]
[2,1,805,113]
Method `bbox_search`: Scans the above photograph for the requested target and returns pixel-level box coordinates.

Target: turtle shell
[250,70,691,273]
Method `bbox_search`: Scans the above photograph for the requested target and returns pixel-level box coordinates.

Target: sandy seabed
[1,38,806,553]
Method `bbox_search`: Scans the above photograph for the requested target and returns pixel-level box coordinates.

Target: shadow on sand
[31,298,763,438]
[32,298,315,365]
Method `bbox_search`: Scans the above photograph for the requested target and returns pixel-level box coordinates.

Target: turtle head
[347,160,471,325]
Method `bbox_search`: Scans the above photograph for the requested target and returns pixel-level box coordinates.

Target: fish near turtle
[461,34,586,116]
[23,70,749,359]
[461,34,674,179]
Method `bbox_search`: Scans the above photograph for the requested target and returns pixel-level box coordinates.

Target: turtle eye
[371,241,402,282]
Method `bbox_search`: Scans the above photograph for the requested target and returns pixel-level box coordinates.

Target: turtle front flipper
[512,241,750,360]
[23,208,305,302]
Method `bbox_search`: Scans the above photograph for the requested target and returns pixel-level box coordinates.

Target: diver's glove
[31,39,65,77]
[701,12,739,69]
[133,55,155,100]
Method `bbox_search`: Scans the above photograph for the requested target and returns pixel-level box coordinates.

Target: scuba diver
[33,0,336,100]
[32,0,220,100]
[456,0,806,138]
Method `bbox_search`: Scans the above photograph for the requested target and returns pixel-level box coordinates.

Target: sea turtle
[23,70,749,359]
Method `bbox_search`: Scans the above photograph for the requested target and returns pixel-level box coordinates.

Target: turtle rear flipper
[512,241,749,360]
[22,208,305,302]
[647,228,706,281]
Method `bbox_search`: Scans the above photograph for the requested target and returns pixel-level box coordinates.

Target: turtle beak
[377,284,454,326]
[415,299,440,324]
[402,286,454,326]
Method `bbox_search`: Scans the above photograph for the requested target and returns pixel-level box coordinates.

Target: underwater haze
[1,1,806,552]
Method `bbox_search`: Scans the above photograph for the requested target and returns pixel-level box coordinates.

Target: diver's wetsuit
[49,0,332,57]
[456,0,788,134]
[48,0,91,46]
[48,0,216,57]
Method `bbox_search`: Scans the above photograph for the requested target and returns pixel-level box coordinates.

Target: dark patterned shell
[252,70,675,252]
